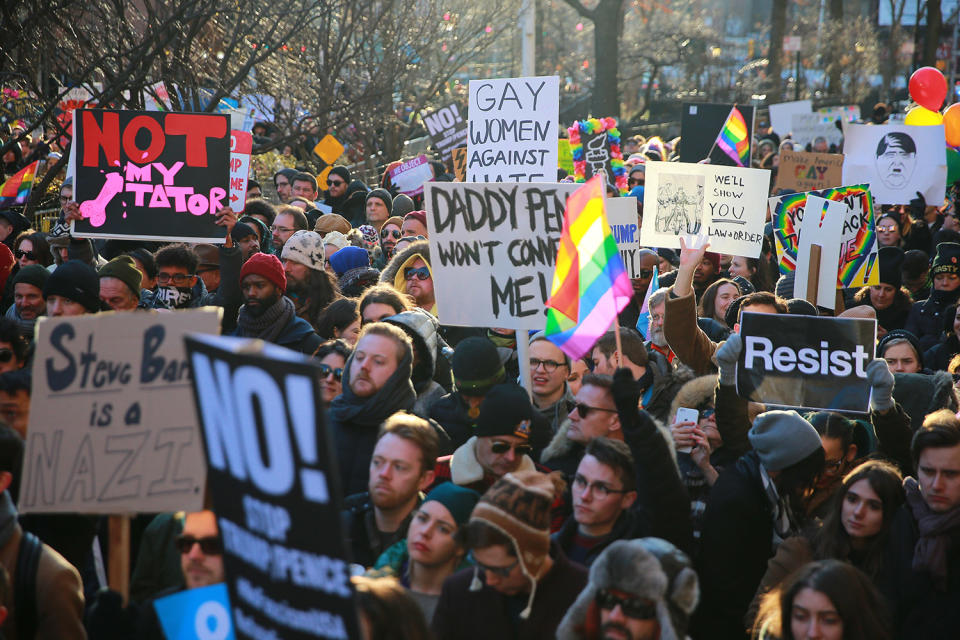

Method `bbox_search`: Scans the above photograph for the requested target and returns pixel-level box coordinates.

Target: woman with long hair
[699,278,742,328]
[729,255,774,292]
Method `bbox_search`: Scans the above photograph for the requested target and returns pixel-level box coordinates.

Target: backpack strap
[14,531,41,640]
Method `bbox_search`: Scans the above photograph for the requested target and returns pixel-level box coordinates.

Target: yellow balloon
[904,106,944,126]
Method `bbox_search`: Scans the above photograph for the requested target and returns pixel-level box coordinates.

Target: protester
[618,249,659,330]
[384,309,451,418]
[313,212,352,238]
[352,575,432,640]
[8,264,47,339]
[728,255,774,293]
[271,205,308,253]
[98,255,143,312]
[699,278,742,329]
[528,333,576,434]
[314,339,352,408]
[877,329,924,374]
[273,168,297,203]
[366,189,393,228]
[280,229,339,329]
[317,297,362,345]
[330,245,380,297]
[382,239,435,314]
[321,166,352,214]
[378,216,404,265]
[905,242,960,351]
[13,231,52,269]
[126,248,158,291]
[231,221,262,262]
[401,211,429,238]
[924,304,960,371]
[852,246,911,337]
[359,284,413,325]
[43,260,102,316]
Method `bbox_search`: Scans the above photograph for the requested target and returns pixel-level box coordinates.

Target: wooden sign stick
[108,515,131,605]
[805,244,822,307]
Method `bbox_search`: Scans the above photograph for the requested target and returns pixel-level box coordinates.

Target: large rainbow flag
[544,176,634,360]
[0,161,39,210]
[715,106,750,167]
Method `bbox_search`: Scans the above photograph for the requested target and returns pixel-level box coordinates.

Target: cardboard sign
[452,146,467,182]
[424,181,579,329]
[155,583,236,640]
[71,109,230,242]
[776,150,844,192]
[768,100,811,137]
[640,161,770,257]
[422,103,468,162]
[793,196,844,309]
[388,155,433,197]
[606,197,641,278]
[790,113,843,149]
[467,75,559,182]
[736,313,876,412]
[185,335,358,640]
[19,309,220,515]
[679,103,755,166]
[229,131,252,213]
[842,123,947,206]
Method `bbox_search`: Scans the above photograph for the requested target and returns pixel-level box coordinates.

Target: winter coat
[644,347,694,424]
[341,491,421,569]
[924,332,960,372]
[384,307,454,416]
[533,387,576,436]
[431,542,587,640]
[904,287,960,352]
[342,180,370,228]
[551,509,650,568]
[853,286,913,334]
[663,287,720,376]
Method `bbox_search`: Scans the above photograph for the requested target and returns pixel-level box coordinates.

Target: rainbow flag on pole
[544,175,634,360]
[0,161,39,210]
[714,106,750,167]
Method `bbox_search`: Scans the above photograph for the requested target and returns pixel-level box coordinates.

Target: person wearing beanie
[391,193,416,219]
[378,216,404,265]
[853,246,912,336]
[98,255,142,312]
[432,470,588,639]
[7,264,49,339]
[230,253,323,355]
[693,409,825,639]
[231,221,261,262]
[877,329,924,374]
[905,242,960,351]
[366,188,393,228]
[901,248,931,301]
[557,537,700,640]
[43,260,102,316]
[313,213,351,238]
[402,211,429,239]
[280,230,339,330]
[329,247,380,298]
[321,166,352,214]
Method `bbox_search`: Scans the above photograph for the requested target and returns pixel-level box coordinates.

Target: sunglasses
[157,272,194,285]
[595,589,657,620]
[628,178,644,186]
[328,179,344,187]
[404,266,430,281]
[0,349,14,364]
[637,269,653,279]
[877,225,898,233]
[489,441,532,457]
[381,229,402,240]
[14,250,37,261]
[470,553,519,578]
[318,363,343,381]
[574,403,618,419]
[175,534,224,555]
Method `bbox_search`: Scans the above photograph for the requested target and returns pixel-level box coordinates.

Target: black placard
[185,335,358,640]
[735,313,876,412]
[72,109,229,242]
[422,103,468,162]
[680,102,755,166]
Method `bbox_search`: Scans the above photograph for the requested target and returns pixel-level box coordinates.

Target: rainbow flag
[715,106,750,167]
[0,161,39,210]
[544,176,634,360]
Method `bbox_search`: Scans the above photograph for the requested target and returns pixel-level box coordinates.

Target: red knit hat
[404,210,427,228]
[240,253,286,293]
[703,251,721,272]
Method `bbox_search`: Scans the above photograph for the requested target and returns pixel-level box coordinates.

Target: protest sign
[776,150,844,192]
[467,75,559,182]
[451,146,467,181]
[679,102,755,165]
[569,117,627,193]
[842,123,947,205]
[606,197,641,278]
[19,309,220,515]
[422,103,468,162]
[388,154,434,197]
[793,196,844,309]
[640,161,770,257]
[229,131,252,213]
[155,583,236,640]
[790,113,843,149]
[736,313,876,412]
[768,100,811,137]
[424,181,579,329]
[71,109,229,242]
[185,336,358,640]
[558,138,575,174]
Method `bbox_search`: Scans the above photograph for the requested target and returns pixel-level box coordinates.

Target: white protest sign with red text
[229,130,252,213]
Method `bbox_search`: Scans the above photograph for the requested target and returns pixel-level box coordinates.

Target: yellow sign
[312,135,345,189]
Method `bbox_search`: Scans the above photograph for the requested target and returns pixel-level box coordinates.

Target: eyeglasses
[271,225,294,234]
[574,403,618,419]
[59,196,71,203]
[628,178,644,186]
[637,269,653,279]
[490,441,532,457]
[14,250,36,261]
[318,363,343,381]
[573,474,630,499]
[404,266,431,281]
[175,534,224,555]
[381,229,402,240]
[529,357,566,372]
[877,225,898,233]
[0,349,14,364]
[157,272,194,285]
[327,179,344,187]
[595,589,657,619]
[470,553,519,578]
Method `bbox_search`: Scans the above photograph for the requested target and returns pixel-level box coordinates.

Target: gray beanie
[748,410,822,471]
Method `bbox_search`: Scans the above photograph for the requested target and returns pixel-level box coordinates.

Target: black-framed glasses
[157,272,194,285]
[318,364,343,381]
[327,179,345,187]
[14,250,36,261]
[574,403,617,419]
[470,553,519,578]
[529,357,566,373]
[490,441,532,457]
[573,474,630,499]
[0,349,14,364]
[381,229,402,240]
[175,534,223,555]
[271,225,294,234]
[404,266,430,281]
[595,589,657,619]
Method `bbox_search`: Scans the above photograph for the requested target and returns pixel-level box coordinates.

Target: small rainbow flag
[0,161,39,210]
[544,176,634,360]
[715,106,750,167]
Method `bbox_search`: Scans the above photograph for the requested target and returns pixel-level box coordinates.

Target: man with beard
[342,413,440,568]
[321,166,352,214]
[231,253,323,354]
[281,230,340,330]
[6,265,47,340]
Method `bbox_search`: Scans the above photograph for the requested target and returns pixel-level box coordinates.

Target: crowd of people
[0,102,957,640]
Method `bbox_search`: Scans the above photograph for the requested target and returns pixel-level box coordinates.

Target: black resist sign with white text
[736,313,876,412]
[185,336,358,640]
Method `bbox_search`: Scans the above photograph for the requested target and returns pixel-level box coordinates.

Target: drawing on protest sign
[229,130,252,213]
[606,197,641,278]
[790,113,844,149]
[568,117,627,194]
[467,75,559,182]
[71,109,230,242]
[793,196,844,309]
[19,309,220,515]
[388,155,434,197]
[776,150,843,192]
[155,583,236,640]
[451,147,467,182]
[679,102,754,165]
[842,123,947,205]
[640,161,770,257]
[767,100,811,137]
[185,336,358,640]
[736,313,876,412]
[425,181,579,329]
[422,103,467,162]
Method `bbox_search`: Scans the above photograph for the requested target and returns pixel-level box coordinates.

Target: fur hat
[556,538,699,640]
[240,253,286,293]
[281,230,325,271]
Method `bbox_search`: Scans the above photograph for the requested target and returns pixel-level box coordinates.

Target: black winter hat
[452,336,505,396]
[932,242,960,277]
[11,265,49,291]
[878,246,904,289]
[231,221,257,241]
[366,188,393,212]
[329,166,351,185]
[475,383,534,440]
[877,329,924,369]
[44,260,100,312]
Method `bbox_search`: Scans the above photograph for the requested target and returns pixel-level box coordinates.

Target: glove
[714,334,742,386]
[612,367,645,432]
[866,358,895,412]
[908,191,926,220]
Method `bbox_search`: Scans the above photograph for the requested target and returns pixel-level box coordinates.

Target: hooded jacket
[343,180,371,228]
[381,239,434,314]
[905,287,960,352]
[853,285,912,333]
[384,309,453,418]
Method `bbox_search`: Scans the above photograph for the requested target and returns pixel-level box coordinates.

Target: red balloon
[909,67,948,111]
[945,103,960,148]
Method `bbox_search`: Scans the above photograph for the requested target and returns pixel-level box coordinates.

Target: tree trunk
[828,0,843,95]
[923,0,942,68]
[591,0,625,117]
[767,0,788,103]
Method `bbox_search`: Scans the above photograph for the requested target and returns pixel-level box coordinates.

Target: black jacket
[905,288,960,352]
[551,509,646,568]
[340,491,421,569]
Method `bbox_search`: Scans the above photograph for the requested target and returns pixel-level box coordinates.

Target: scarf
[0,491,17,547]
[905,476,960,591]
[235,295,296,344]
[7,306,35,340]
[328,349,416,427]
